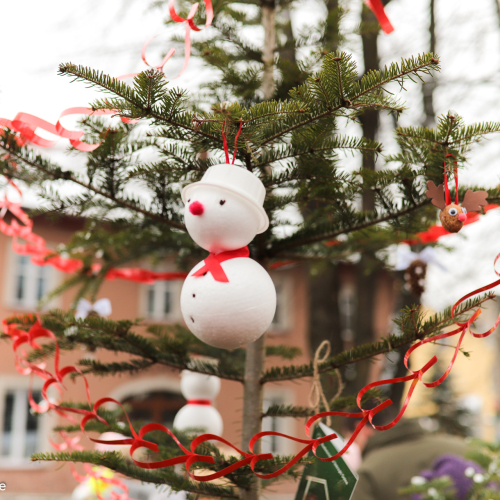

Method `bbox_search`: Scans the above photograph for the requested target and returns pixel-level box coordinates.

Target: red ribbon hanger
[444,154,459,206]
[221,120,244,164]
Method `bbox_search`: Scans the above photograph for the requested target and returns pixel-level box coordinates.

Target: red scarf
[192,246,250,282]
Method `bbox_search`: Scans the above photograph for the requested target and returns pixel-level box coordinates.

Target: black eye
[188,199,191,202]
[449,208,458,216]
[220,200,226,206]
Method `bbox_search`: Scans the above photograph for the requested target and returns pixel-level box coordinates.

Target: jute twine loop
[309,340,343,427]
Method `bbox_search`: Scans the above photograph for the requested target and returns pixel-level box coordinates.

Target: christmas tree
[1,3,500,500]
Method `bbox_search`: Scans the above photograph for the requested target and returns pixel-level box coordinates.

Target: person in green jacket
[351,418,466,500]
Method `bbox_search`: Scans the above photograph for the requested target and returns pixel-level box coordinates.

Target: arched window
[121,390,186,428]
[108,376,186,430]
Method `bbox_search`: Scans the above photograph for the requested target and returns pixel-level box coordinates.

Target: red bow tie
[192,246,250,282]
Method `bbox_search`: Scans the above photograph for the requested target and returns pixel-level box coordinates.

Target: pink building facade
[0,215,396,499]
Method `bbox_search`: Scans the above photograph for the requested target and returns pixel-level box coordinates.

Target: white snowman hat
[182,163,269,233]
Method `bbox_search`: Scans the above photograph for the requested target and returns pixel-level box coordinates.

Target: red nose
[458,213,467,222]
[189,201,204,216]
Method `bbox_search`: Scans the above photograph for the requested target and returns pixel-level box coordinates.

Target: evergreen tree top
[2,51,499,282]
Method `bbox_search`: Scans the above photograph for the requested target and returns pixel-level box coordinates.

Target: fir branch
[20,311,246,382]
[260,53,439,146]
[0,144,186,231]
[59,64,222,143]
[265,344,302,359]
[354,55,440,101]
[263,389,383,417]
[261,294,495,383]
[77,358,156,376]
[269,199,430,256]
[31,451,239,498]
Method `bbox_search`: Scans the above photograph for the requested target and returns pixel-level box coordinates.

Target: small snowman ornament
[173,370,223,435]
[180,164,276,349]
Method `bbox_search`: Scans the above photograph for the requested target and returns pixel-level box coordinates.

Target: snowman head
[180,370,221,400]
[182,164,269,253]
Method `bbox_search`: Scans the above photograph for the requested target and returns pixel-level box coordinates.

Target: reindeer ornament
[425,158,488,233]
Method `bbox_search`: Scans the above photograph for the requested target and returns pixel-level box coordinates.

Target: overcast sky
[2,0,500,311]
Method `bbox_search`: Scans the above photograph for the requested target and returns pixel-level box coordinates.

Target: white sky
[1,0,500,311]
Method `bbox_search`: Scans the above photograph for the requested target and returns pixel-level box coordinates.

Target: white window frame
[0,376,52,469]
[140,278,183,322]
[262,388,296,456]
[268,271,292,333]
[4,243,61,311]
[338,283,356,343]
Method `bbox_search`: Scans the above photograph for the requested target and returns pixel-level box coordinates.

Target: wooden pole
[240,5,275,499]
[261,0,276,100]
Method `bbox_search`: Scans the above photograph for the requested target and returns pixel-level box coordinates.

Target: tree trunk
[386,274,417,409]
[422,0,436,127]
[241,334,266,500]
[309,265,342,356]
[280,6,296,64]
[239,6,277,500]
[494,0,500,25]
[307,0,343,383]
[347,4,381,396]
[262,0,276,99]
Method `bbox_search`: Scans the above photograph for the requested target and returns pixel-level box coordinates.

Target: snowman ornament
[180,163,276,349]
[173,370,223,435]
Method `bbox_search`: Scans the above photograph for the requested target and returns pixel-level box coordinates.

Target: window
[269,272,291,332]
[146,284,171,316]
[122,391,186,429]
[11,254,51,310]
[272,283,283,326]
[1,389,42,462]
[339,284,356,343]
[142,281,182,321]
[261,390,295,456]
[262,396,283,455]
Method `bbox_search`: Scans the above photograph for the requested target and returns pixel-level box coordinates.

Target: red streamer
[0,0,213,152]
[0,196,187,284]
[365,0,394,34]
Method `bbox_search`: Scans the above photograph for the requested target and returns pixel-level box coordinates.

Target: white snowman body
[180,257,276,349]
[173,371,223,435]
[180,164,277,350]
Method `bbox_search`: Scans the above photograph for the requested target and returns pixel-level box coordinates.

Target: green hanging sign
[295,422,358,500]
